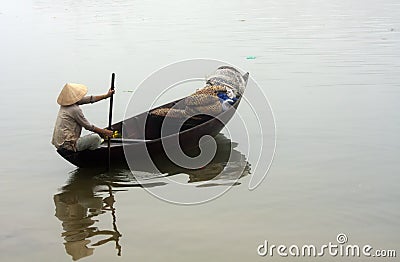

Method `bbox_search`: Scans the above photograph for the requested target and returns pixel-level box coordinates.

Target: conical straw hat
[57,83,88,106]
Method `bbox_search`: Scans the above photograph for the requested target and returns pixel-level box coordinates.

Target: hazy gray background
[0,0,399,261]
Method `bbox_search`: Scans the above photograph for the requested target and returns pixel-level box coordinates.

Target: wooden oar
[107,73,115,171]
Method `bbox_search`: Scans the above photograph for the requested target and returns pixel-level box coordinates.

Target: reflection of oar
[91,184,122,256]
[107,73,115,171]
[107,184,122,256]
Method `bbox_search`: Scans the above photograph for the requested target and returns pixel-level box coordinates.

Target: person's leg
[76,134,103,151]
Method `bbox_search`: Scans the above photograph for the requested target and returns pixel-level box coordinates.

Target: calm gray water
[1,0,400,261]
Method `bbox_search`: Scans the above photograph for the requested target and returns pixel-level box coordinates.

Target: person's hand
[103,129,114,138]
[106,88,115,98]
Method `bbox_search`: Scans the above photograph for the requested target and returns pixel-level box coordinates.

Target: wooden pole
[107,73,115,171]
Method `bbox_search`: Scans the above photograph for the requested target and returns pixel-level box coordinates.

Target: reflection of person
[54,192,102,260]
[51,83,114,152]
[54,178,121,261]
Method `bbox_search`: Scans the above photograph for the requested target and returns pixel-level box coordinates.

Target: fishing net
[150,85,225,118]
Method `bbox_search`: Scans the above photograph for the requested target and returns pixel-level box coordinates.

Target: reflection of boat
[54,134,249,260]
[56,66,249,168]
[145,134,251,186]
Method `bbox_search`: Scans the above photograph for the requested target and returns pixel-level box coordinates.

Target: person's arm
[91,88,115,103]
[93,126,113,138]
[77,89,115,105]
[74,107,113,137]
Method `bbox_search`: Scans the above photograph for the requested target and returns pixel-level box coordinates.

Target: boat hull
[57,100,238,168]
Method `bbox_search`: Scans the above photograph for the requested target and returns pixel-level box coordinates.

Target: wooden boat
[57,68,249,168]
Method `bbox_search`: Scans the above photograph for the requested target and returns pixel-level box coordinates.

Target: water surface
[1,0,399,261]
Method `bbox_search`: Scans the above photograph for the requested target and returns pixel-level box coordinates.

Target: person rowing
[52,83,114,153]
